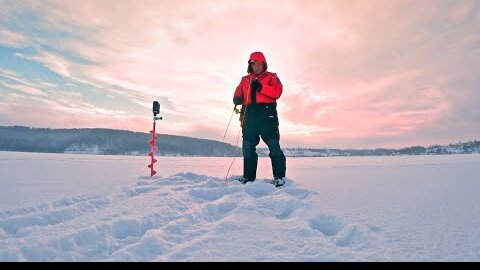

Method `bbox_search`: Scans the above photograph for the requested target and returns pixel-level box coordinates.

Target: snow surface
[0,151,480,261]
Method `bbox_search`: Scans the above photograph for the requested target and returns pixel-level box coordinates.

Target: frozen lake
[0,151,479,261]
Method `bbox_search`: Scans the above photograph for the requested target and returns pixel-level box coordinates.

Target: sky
[0,0,479,149]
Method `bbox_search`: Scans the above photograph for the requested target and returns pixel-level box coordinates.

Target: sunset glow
[0,0,479,148]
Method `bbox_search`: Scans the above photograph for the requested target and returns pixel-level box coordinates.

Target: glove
[233,96,243,105]
[251,79,262,92]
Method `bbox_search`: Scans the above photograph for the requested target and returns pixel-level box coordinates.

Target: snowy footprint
[308,214,382,251]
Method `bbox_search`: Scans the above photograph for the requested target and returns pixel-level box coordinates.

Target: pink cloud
[0,94,150,132]
[276,70,451,146]
[0,29,28,47]
[0,81,47,97]
[32,52,72,77]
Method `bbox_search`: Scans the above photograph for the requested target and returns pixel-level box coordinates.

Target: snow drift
[0,173,382,261]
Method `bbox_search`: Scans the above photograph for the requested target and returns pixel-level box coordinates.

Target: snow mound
[0,173,382,261]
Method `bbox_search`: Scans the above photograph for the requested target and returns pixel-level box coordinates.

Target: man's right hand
[233,96,243,105]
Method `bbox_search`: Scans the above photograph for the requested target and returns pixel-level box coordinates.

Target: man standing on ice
[233,51,287,187]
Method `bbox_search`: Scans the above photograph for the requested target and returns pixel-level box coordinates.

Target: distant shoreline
[2,150,480,158]
[1,126,479,157]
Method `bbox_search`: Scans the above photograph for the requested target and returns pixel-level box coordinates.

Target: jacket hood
[248,51,268,73]
[249,51,267,64]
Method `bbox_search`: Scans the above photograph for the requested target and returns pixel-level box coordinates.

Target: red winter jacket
[233,52,283,105]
